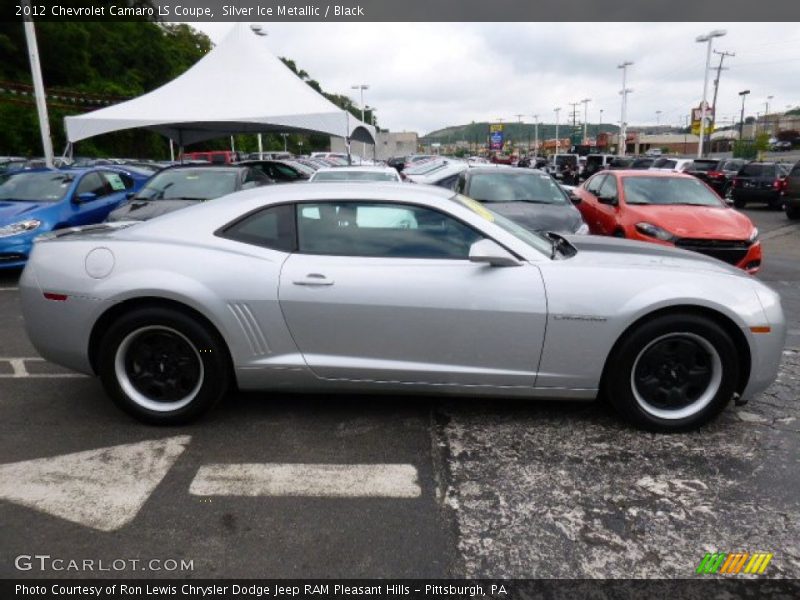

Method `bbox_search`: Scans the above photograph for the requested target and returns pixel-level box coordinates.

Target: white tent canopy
[64,24,375,146]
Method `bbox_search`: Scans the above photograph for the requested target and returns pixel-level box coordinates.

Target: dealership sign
[691,102,715,135]
[489,123,504,150]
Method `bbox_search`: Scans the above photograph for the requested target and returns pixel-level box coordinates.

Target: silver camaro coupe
[19,183,785,431]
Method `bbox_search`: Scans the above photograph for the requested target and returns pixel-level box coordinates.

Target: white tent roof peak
[64,24,374,145]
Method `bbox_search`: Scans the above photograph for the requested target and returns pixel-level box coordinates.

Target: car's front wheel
[787,203,800,220]
[604,313,739,432]
[98,307,229,425]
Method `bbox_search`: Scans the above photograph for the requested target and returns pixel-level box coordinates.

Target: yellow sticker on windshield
[457,194,495,222]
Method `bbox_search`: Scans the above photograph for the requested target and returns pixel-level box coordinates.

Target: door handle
[292,273,334,286]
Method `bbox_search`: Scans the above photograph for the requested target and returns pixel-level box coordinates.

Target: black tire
[603,313,739,432]
[732,197,746,209]
[98,307,229,425]
[787,204,800,220]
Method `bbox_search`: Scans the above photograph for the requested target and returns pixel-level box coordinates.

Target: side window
[455,174,466,193]
[585,174,606,194]
[598,175,618,198]
[101,171,131,192]
[75,172,108,197]
[219,204,296,251]
[296,202,483,259]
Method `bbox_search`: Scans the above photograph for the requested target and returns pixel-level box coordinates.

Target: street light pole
[581,98,591,144]
[351,83,369,159]
[696,29,726,158]
[618,61,633,157]
[765,95,774,136]
[532,114,539,155]
[554,107,561,156]
[738,89,750,140]
[22,4,54,168]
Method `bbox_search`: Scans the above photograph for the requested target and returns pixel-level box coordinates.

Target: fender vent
[228,303,270,357]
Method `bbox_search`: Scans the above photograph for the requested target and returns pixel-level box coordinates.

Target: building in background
[331,131,418,160]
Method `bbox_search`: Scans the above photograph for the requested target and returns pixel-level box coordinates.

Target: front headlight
[749,228,759,243]
[574,222,590,235]
[635,222,676,242]
[0,219,41,238]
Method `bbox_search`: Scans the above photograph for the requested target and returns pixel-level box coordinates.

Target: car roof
[313,166,397,173]
[605,169,694,178]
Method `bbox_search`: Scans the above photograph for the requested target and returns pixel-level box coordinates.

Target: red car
[574,170,762,274]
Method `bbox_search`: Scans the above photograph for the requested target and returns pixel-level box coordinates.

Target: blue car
[0,167,149,269]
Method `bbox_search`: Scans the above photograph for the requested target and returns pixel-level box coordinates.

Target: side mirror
[597,194,618,206]
[75,192,97,203]
[469,239,521,267]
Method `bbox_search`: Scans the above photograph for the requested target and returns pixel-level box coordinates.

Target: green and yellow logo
[696,552,774,575]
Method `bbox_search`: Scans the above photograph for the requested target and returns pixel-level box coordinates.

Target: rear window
[652,158,677,169]
[740,164,775,178]
[136,169,239,201]
[688,160,719,172]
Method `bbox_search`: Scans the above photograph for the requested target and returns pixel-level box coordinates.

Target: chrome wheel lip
[630,332,722,421]
[114,325,204,412]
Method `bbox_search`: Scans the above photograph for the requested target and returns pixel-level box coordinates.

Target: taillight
[774,178,787,191]
[708,171,724,179]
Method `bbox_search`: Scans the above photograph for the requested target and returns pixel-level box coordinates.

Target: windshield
[311,170,398,182]
[0,171,73,202]
[467,172,567,204]
[622,176,724,207]
[452,194,553,256]
[135,169,238,201]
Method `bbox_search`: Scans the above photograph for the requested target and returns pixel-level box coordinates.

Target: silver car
[20,183,785,431]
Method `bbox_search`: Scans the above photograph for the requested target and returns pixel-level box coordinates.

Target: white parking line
[0,287,18,291]
[0,357,87,378]
[189,463,422,498]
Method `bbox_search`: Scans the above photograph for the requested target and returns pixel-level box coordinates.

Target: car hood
[566,235,746,277]
[0,200,50,223]
[106,199,201,222]
[482,201,583,234]
[624,204,755,239]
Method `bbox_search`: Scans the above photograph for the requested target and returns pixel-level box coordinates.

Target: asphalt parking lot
[0,206,798,579]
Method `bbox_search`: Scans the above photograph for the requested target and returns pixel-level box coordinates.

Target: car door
[67,171,116,226]
[577,173,606,233]
[591,174,620,235]
[278,200,548,387]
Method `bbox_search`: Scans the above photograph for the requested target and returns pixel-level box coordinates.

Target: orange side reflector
[750,326,771,334]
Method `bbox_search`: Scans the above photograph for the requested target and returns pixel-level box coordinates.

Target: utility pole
[569,102,579,148]
[581,98,591,144]
[617,61,634,156]
[708,49,734,154]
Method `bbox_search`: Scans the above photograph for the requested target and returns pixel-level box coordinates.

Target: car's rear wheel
[98,307,229,424]
[787,204,800,220]
[604,313,739,432]
[732,197,746,209]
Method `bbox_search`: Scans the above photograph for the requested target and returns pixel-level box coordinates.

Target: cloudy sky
[192,22,800,135]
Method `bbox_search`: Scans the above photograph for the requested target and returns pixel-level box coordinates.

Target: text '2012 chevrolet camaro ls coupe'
[19,183,785,431]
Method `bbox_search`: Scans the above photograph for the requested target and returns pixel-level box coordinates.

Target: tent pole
[169,139,174,162]
[257,133,263,155]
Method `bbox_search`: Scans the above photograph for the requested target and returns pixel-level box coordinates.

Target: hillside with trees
[0,16,370,158]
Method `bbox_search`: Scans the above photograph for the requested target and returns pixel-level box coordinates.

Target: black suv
[731,162,791,209]
[784,161,800,220]
[607,156,653,170]
[685,158,745,199]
